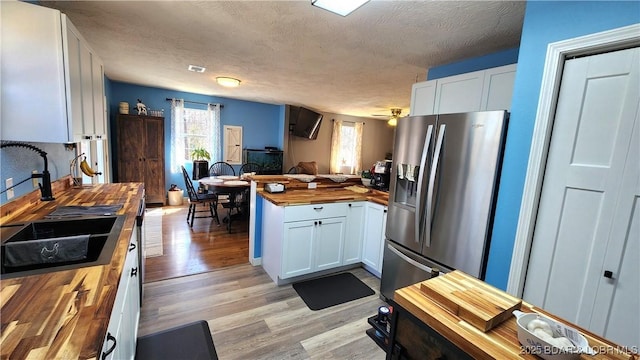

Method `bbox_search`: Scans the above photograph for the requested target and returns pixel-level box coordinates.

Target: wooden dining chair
[181,166,219,227]
[287,166,299,174]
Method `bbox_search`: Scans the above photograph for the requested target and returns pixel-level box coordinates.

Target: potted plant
[191,147,211,180]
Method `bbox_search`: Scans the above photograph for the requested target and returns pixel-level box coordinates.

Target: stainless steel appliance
[371,160,392,191]
[380,110,508,301]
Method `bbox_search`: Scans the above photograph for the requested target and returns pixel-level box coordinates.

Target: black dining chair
[207,161,236,219]
[181,166,219,227]
[239,162,262,175]
[209,161,236,176]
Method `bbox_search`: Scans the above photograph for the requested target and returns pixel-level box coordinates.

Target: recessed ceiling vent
[188,64,206,73]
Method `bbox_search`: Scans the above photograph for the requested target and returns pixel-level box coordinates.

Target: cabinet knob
[129,243,136,252]
[384,209,388,213]
[348,203,352,207]
[319,220,322,225]
[603,270,614,279]
[131,267,138,277]
[314,221,318,226]
[83,135,92,140]
[313,207,323,210]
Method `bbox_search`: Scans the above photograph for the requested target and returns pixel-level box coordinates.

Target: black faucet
[0,142,55,201]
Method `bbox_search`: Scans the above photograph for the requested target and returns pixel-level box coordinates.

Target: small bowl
[512,310,595,360]
[325,175,348,183]
[361,178,372,186]
[285,174,316,183]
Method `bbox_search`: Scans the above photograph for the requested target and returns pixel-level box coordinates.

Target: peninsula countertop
[247,175,389,206]
[0,180,144,359]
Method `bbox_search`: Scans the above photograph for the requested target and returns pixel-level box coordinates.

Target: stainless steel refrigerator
[380,110,508,301]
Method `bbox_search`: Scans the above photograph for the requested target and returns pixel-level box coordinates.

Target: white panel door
[589,109,639,348]
[523,47,639,348]
[224,125,242,164]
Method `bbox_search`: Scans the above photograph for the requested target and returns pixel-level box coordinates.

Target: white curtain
[170,99,185,173]
[353,121,364,175]
[208,103,221,162]
[330,119,343,174]
[330,119,364,175]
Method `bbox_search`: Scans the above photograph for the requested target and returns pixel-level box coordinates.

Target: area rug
[292,272,375,311]
[136,320,218,360]
[144,208,163,258]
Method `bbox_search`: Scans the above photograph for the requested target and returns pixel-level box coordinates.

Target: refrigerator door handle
[415,124,434,246]
[387,243,433,273]
[424,124,446,248]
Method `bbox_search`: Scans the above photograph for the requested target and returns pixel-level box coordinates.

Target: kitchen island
[0,178,144,359]
[382,271,637,360]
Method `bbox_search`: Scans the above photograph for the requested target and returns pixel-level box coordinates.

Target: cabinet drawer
[284,203,347,222]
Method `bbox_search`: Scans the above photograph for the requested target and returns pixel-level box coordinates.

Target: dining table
[198,176,251,232]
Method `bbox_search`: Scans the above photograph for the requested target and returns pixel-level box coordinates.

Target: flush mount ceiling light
[216,77,241,87]
[188,64,206,73]
[311,0,369,16]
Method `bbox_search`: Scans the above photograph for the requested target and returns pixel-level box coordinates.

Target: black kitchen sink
[0,215,125,279]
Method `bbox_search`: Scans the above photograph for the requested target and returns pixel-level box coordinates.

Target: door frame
[507,24,640,297]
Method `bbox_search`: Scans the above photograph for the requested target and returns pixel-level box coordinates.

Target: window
[330,119,363,174]
[170,100,221,172]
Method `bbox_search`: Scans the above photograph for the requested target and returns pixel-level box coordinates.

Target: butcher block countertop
[394,271,637,360]
[0,178,144,359]
[249,175,389,206]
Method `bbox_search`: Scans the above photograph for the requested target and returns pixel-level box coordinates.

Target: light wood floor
[139,204,387,359]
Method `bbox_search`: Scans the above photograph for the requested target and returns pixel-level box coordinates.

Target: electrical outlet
[32,170,39,188]
[5,178,14,199]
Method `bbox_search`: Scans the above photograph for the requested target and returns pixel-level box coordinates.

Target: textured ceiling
[42,1,525,119]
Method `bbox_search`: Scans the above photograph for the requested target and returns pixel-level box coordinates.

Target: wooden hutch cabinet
[116,114,165,204]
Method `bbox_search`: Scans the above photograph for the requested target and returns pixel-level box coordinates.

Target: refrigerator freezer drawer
[380,241,451,302]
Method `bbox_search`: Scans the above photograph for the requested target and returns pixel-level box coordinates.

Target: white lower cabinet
[261,199,385,284]
[102,233,140,360]
[281,206,347,279]
[362,202,388,277]
[343,202,365,265]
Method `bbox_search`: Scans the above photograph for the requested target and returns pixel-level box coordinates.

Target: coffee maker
[371,160,392,191]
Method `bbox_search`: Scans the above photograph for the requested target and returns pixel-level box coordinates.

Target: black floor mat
[135,320,218,360]
[292,272,375,311]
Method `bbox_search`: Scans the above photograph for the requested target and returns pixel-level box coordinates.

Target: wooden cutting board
[420,270,522,332]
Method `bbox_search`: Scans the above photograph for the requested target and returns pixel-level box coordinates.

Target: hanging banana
[79,157,97,177]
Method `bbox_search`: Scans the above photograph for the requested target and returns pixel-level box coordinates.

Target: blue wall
[447,1,638,289]
[108,81,285,191]
[427,48,519,80]
[0,142,74,205]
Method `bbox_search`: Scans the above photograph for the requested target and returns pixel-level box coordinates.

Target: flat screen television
[292,106,323,140]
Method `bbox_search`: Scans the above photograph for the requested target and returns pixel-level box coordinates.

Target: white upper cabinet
[410,64,517,116]
[1,1,106,143]
[410,81,437,116]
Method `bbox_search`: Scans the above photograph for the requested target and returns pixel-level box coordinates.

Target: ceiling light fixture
[188,64,206,73]
[387,108,402,127]
[216,77,241,88]
[311,0,369,17]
